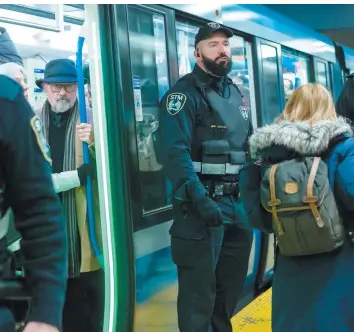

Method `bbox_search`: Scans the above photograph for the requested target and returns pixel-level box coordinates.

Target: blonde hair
[281,83,336,124]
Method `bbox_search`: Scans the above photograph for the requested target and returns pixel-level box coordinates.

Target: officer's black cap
[195,22,233,48]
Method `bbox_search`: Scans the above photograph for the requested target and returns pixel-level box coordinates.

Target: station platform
[134,283,272,331]
[232,288,272,331]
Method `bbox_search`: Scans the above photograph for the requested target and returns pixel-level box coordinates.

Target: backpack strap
[303,157,325,228]
[268,164,284,235]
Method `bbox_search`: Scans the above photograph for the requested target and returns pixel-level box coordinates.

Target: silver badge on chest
[239,105,249,121]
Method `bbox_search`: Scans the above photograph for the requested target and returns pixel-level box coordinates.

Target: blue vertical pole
[76,36,104,269]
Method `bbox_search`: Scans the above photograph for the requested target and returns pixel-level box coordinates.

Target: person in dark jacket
[0,27,28,250]
[336,74,354,122]
[0,75,67,332]
[240,83,354,332]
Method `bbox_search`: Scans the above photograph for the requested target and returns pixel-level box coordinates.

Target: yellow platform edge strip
[231,288,272,332]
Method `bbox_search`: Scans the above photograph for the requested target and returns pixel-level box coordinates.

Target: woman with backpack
[240,83,354,331]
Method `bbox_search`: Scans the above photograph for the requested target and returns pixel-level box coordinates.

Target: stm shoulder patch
[166,93,187,116]
[30,115,52,164]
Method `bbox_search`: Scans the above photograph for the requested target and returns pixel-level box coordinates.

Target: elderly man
[36,59,104,332]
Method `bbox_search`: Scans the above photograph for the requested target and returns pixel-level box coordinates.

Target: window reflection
[127,6,171,214]
[316,61,329,89]
[229,36,252,111]
[282,52,309,102]
[260,44,281,125]
[176,21,199,76]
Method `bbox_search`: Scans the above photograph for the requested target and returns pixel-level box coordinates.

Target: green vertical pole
[85,4,136,332]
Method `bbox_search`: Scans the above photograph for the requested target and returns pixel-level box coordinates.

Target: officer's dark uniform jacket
[158,65,253,238]
[0,75,67,330]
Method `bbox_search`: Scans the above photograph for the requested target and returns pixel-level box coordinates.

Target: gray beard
[51,99,74,113]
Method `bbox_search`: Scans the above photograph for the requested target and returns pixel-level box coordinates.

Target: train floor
[231,288,272,331]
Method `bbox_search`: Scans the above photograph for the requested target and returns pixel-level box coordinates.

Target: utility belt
[202,180,240,198]
[193,140,244,197]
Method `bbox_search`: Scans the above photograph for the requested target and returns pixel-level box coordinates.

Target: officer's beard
[202,53,232,77]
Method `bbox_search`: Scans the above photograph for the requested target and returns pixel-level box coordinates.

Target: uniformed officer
[0,75,67,332]
[157,22,254,332]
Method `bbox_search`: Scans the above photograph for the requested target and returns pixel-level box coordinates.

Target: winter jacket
[240,117,354,332]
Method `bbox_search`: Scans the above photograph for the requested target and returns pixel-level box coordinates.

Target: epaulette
[0,75,21,101]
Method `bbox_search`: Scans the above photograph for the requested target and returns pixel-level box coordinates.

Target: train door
[255,38,284,125]
[85,5,136,332]
[253,38,284,289]
[120,5,181,331]
[88,4,181,331]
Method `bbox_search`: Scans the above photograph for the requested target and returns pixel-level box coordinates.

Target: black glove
[194,195,223,227]
[77,163,94,185]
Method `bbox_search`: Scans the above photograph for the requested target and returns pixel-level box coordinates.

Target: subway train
[3,3,354,331]
[81,4,354,331]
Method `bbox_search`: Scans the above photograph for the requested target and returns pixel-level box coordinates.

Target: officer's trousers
[0,306,15,332]
[171,197,253,332]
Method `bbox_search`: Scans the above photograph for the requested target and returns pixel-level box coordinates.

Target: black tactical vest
[191,81,251,164]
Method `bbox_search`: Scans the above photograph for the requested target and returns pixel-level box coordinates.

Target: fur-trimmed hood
[249,117,352,160]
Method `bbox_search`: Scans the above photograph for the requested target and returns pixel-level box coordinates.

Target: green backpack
[260,156,345,256]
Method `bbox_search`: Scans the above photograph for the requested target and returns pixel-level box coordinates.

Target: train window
[176,21,199,76]
[282,52,309,102]
[175,20,257,127]
[316,61,329,89]
[259,43,282,125]
[127,6,172,213]
[229,39,256,124]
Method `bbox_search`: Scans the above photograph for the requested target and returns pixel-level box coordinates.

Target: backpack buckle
[268,199,281,207]
[303,196,319,204]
